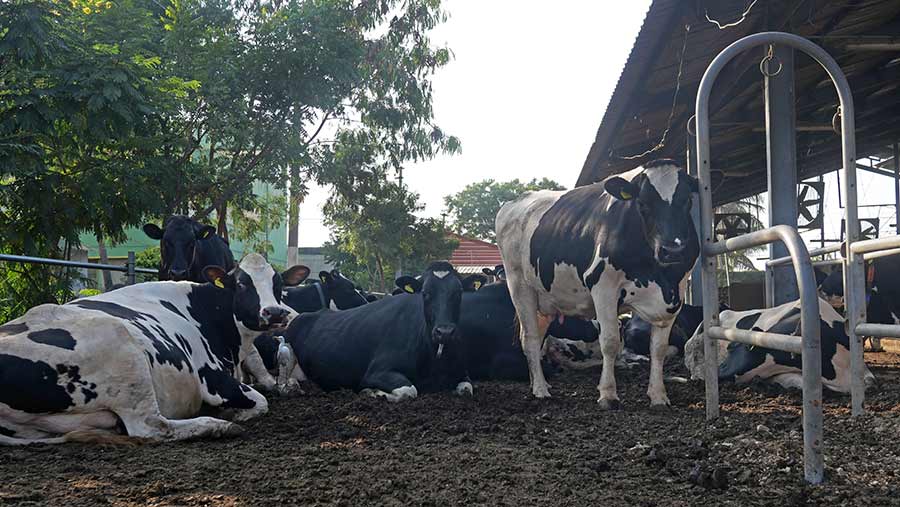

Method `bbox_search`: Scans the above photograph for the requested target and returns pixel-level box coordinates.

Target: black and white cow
[0,253,308,445]
[143,215,235,282]
[252,269,373,381]
[496,159,700,408]
[819,257,900,351]
[453,280,598,381]
[683,298,876,392]
[282,261,468,402]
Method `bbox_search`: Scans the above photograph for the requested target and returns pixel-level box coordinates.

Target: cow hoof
[223,423,245,438]
[455,381,473,397]
[597,398,622,411]
[649,402,671,412]
[532,386,552,398]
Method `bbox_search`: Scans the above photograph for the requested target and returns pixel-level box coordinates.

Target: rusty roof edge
[576,0,683,187]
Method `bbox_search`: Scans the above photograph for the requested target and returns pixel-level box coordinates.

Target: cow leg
[360,371,418,402]
[507,283,552,397]
[592,297,622,410]
[647,321,674,408]
[242,344,277,392]
[119,412,244,442]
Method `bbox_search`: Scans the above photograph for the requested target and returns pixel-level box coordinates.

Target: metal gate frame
[695,32,862,485]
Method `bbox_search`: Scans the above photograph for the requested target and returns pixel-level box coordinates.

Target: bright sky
[296,0,653,246]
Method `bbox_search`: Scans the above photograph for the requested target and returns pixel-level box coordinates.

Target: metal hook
[759,44,783,77]
[686,115,697,137]
[832,105,842,135]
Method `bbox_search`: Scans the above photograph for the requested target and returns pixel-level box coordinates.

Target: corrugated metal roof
[448,235,503,267]
[577,0,900,205]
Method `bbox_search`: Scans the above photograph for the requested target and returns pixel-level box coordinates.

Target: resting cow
[497,159,700,408]
[143,215,235,282]
[819,257,900,351]
[683,298,876,392]
[282,261,468,401]
[0,253,307,445]
[252,269,371,381]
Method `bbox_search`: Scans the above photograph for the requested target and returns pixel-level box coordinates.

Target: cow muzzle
[169,269,190,281]
[656,242,686,265]
[432,324,459,344]
[260,306,290,328]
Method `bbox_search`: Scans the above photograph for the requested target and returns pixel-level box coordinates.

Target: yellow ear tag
[214,279,225,289]
[404,284,415,293]
[320,276,327,283]
[473,281,482,290]
[620,190,632,200]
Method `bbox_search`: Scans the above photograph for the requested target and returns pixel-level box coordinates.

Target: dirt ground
[2,353,900,506]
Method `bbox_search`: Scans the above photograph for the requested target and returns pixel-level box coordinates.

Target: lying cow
[454,280,598,381]
[252,269,372,383]
[683,298,876,392]
[497,159,700,408]
[143,215,235,282]
[0,253,307,445]
[819,257,900,352]
[282,262,468,401]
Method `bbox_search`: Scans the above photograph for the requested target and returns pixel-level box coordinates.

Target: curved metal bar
[695,32,847,485]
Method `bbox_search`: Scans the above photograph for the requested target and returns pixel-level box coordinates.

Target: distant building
[448,234,503,275]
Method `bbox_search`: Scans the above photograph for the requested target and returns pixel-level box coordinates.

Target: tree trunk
[287,166,300,267]
[95,230,113,291]
[217,201,228,242]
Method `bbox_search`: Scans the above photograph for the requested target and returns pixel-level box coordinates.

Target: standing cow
[496,159,700,409]
[0,253,308,445]
[143,215,235,282]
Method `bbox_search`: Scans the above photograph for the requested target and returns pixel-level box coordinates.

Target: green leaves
[444,178,567,241]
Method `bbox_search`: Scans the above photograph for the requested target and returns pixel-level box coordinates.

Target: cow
[496,159,700,409]
[251,269,372,380]
[143,215,235,282]
[482,264,506,281]
[281,261,468,402]
[622,303,729,357]
[683,298,876,392]
[391,273,487,295]
[0,253,308,445]
[819,257,900,352]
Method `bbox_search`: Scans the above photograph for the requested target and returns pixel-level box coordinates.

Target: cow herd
[0,159,888,445]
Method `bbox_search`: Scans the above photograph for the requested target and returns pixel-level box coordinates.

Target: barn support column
[894,142,899,235]
[765,45,799,305]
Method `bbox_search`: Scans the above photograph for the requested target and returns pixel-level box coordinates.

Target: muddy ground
[2,353,900,506]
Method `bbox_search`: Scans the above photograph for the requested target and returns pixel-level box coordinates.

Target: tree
[716,195,765,285]
[444,178,565,241]
[323,179,456,292]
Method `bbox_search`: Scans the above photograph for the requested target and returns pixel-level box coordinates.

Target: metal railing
[0,252,157,286]
[765,244,842,308]
[694,32,860,485]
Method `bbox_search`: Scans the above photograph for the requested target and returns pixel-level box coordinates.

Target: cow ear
[195,225,216,240]
[482,267,495,276]
[604,177,639,201]
[283,265,311,286]
[204,265,234,289]
[143,223,164,240]
[318,270,333,284]
[395,276,422,294]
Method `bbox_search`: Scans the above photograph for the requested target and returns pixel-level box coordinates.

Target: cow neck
[185,283,242,371]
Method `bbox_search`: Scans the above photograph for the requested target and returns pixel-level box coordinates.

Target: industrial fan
[840,218,880,241]
[714,213,754,242]
[797,181,824,230]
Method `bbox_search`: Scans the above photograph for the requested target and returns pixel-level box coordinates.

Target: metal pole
[688,137,703,306]
[126,251,136,286]
[696,32,846,484]
[894,142,900,235]
[765,45,799,305]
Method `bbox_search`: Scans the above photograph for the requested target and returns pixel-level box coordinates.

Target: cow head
[604,160,700,267]
[319,269,369,309]
[819,267,845,309]
[204,254,310,332]
[482,264,506,280]
[460,274,488,292]
[143,216,216,281]
[395,261,463,345]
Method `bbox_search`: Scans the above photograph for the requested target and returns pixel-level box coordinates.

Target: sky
[295,1,653,246]
[295,0,899,261]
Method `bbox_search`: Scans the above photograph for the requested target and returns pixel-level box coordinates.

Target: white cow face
[204,253,310,331]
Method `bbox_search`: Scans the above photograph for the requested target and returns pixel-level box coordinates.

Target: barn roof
[577,0,900,205]
[448,234,503,269]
